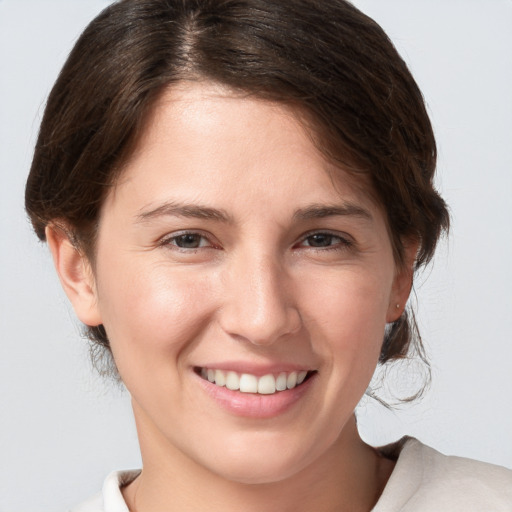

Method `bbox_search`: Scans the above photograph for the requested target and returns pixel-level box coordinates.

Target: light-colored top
[372,438,512,511]
[70,438,512,511]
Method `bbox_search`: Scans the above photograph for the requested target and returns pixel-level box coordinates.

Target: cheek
[302,265,391,337]
[94,256,220,373]
[299,265,391,376]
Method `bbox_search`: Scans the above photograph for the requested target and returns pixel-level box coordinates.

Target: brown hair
[25,0,449,381]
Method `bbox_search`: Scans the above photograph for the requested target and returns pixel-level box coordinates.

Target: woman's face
[69,82,410,483]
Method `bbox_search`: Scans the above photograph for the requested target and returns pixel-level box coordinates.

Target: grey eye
[173,234,204,248]
[305,234,336,247]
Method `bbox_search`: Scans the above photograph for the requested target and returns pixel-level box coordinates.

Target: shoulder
[69,470,140,512]
[373,437,512,511]
[70,492,103,512]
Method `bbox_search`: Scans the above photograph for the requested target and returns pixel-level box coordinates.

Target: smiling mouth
[195,367,315,395]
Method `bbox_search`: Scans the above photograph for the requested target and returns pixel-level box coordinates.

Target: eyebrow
[136,200,372,224]
[136,201,233,223]
[293,203,373,222]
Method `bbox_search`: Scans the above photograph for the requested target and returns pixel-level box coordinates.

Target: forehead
[108,81,380,221]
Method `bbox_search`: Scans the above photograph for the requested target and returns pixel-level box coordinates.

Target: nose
[219,251,302,346]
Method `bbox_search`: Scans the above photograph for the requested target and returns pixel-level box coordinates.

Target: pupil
[177,234,200,248]
[309,234,332,247]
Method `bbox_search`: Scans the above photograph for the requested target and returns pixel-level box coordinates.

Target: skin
[48,82,415,512]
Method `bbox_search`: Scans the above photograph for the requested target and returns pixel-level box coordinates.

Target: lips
[195,365,317,418]
[198,367,312,395]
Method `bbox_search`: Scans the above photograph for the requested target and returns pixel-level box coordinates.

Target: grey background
[1,1,511,510]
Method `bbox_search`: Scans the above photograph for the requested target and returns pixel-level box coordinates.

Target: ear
[46,224,103,327]
[386,239,419,323]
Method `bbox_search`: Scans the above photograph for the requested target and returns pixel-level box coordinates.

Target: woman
[24,0,512,510]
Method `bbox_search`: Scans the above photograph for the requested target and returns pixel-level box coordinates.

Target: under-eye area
[195,367,317,395]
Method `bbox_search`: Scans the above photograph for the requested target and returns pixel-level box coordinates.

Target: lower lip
[195,372,316,419]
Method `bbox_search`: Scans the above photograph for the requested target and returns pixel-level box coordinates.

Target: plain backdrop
[1,1,511,510]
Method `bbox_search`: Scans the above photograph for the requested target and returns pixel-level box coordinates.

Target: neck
[123,405,393,512]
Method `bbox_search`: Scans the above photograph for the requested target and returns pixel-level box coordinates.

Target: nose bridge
[220,246,300,345]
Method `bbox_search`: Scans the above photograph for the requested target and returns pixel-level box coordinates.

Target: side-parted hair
[25,0,449,383]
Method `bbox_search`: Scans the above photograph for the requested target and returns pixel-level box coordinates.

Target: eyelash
[159,230,354,253]
[159,231,216,251]
[296,231,354,251]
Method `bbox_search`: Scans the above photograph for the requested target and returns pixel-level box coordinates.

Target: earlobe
[46,225,102,327]
[387,240,419,323]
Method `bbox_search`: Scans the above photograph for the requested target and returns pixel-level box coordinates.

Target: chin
[208,457,306,485]
[194,431,329,485]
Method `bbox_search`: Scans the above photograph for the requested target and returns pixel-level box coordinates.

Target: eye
[298,232,353,250]
[162,232,212,250]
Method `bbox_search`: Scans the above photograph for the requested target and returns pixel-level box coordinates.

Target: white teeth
[214,369,226,387]
[276,372,287,391]
[286,371,297,389]
[239,373,258,393]
[297,370,308,384]
[258,374,276,394]
[226,371,240,391]
[200,368,311,394]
